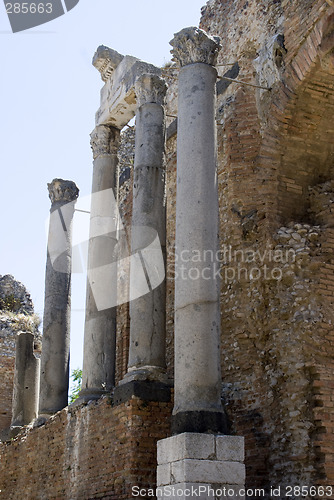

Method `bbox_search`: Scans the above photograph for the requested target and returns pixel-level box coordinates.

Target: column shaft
[124,74,167,382]
[79,125,120,401]
[39,179,78,417]
[170,27,226,433]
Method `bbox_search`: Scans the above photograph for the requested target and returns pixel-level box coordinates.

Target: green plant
[0,294,22,312]
[69,368,82,403]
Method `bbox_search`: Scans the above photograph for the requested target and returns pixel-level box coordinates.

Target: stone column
[170,27,226,434]
[122,74,168,383]
[10,332,40,436]
[78,125,120,402]
[39,179,79,419]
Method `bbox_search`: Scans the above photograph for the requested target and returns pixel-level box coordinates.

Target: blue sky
[0,0,206,374]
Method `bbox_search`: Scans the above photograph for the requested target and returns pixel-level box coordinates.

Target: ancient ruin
[1,0,334,498]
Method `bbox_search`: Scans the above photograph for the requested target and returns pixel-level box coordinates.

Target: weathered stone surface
[135,73,168,108]
[158,433,215,464]
[157,483,246,500]
[47,178,79,205]
[39,179,78,418]
[95,55,161,129]
[123,73,168,383]
[216,436,245,463]
[78,126,120,402]
[10,332,40,434]
[172,30,224,432]
[157,434,246,497]
[170,26,221,67]
[0,277,40,439]
[92,45,124,82]
[171,459,245,486]
[0,275,34,315]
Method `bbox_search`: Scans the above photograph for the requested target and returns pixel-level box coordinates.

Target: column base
[120,365,169,384]
[113,379,172,406]
[172,410,229,435]
[33,413,52,427]
[72,388,110,407]
[157,433,245,500]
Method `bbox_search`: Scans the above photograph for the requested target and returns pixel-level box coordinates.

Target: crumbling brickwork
[1,0,334,497]
[194,0,334,491]
[0,396,172,499]
[0,276,40,440]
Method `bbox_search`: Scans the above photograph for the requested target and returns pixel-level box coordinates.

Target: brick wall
[196,0,334,491]
[0,396,172,499]
[2,1,334,496]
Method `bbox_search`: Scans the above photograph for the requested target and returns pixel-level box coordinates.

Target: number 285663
[6,3,53,14]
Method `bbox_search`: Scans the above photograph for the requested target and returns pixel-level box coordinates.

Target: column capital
[135,74,168,108]
[90,125,120,160]
[47,179,79,205]
[170,27,221,67]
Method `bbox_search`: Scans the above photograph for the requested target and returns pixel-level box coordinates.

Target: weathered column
[78,125,120,402]
[170,27,226,433]
[10,332,40,436]
[122,74,168,383]
[39,179,79,419]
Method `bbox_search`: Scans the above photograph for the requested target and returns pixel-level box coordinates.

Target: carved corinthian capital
[135,74,168,108]
[48,179,79,204]
[90,125,120,160]
[170,27,221,67]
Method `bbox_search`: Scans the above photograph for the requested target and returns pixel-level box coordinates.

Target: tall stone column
[10,332,40,436]
[78,125,120,402]
[122,74,168,383]
[170,27,226,434]
[39,179,79,419]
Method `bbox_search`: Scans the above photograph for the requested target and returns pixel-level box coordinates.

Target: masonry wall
[0,396,172,499]
[0,316,16,437]
[1,1,334,497]
[0,276,40,441]
[197,0,334,492]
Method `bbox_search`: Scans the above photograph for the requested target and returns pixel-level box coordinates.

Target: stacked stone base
[157,433,245,499]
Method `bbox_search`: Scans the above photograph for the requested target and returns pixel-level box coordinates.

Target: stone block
[157,483,214,500]
[215,485,246,500]
[157,433,215,464]
[171,459,245,485]
[156,483,246,500]
[157,463,171,487]
[215,436,245,463]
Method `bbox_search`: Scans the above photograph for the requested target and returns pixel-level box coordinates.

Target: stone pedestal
[78,125,120,403]
[170,27,226,433]
[157,433,245,500]
[38,179,79,419]
[121,73,168,385]
[10,332,40,436]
